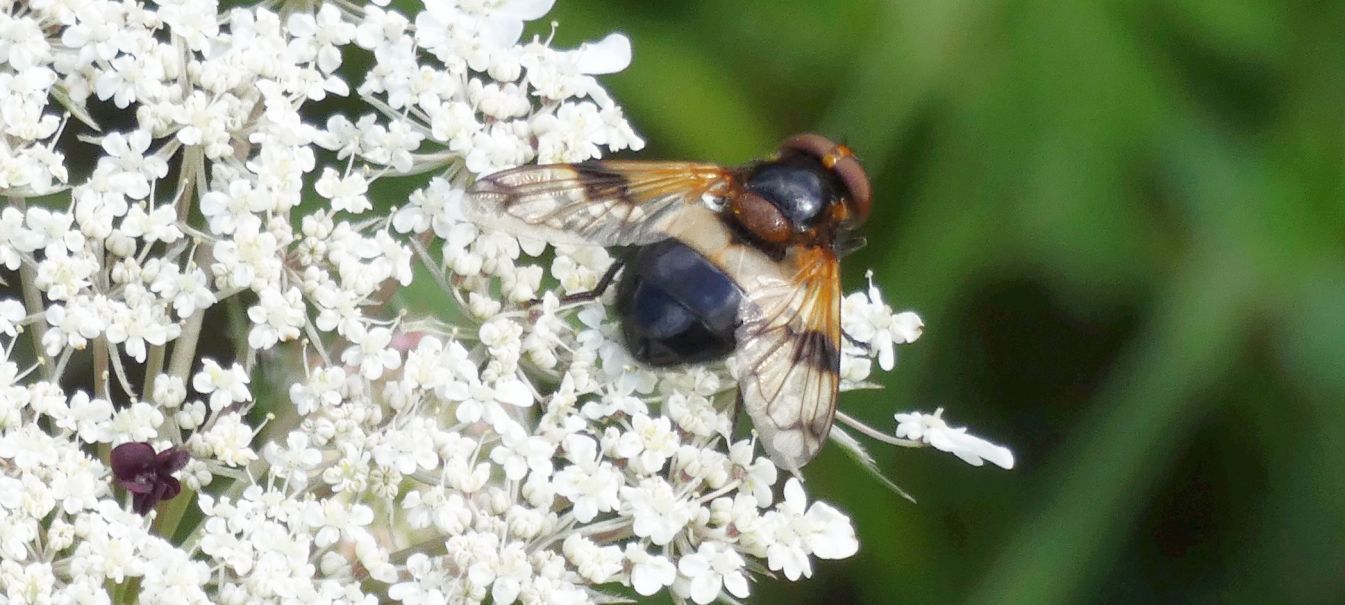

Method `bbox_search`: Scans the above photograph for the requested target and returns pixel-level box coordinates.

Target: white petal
[482,16,525,47]
[493,578,521,604]
[877,339,895,371]
[722,571,751,598]
[891,311,924,344]
[499,0,554,20]
[493,378,533,407]
[631,567,661,596]
[631,558,675,596]
[678,553,709,577]
[575,33,632,75]
[807,505,860,559]
[781,477,808,514]
[688,574,720,604]
[949,432,1015,469]
[767,543,809,580]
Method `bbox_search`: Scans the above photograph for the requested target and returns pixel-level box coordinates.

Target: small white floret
[895,408,1015,469]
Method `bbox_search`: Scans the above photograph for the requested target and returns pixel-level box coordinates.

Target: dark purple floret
[110,442,190,515]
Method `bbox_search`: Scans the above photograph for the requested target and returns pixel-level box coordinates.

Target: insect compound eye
[779,133,838,160]
[732,190,792,246]
[832,154,871,226]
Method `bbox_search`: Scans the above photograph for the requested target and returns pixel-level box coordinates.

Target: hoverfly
[465,134,872,471]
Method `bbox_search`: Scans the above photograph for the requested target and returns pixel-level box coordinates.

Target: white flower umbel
[0,0,1012,603]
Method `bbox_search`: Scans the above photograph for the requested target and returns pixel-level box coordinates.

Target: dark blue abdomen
[615,240,743,367]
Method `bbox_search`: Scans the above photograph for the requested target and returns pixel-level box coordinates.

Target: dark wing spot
[574,163,632,203]
[792,328,840,373]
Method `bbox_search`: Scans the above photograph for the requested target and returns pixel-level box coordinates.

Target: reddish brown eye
[779,133,837,160]
[731,191,791,245]
[832,154,871,226]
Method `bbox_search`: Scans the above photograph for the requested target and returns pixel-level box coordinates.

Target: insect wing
[732,246,842,471]
[466,161,734,246]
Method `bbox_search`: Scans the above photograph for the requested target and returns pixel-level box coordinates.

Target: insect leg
[553,259,626,305]
[725,390,745,438]
[842,329,871,353]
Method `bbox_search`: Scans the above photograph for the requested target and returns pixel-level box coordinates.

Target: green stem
[11,198,52,380]
[143,343,165,396]
[93,337,110,401]
[168,245,215,383]
[168,309,204,379]
[94,337,112,463]
[114,577,141,605]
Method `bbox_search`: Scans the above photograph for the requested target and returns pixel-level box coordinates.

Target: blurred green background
[544,1,1345,604]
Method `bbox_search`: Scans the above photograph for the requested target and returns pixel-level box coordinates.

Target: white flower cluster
[0,425,212,602]
[0,0,1012,603]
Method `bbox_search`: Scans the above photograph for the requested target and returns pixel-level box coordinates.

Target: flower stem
[144,343,182,443]
[11,198,51,380]
[834,410,923,448]
[143,343,164,396]
[93,337,110,400]
[169,309,204,381]
[168,246,214,382]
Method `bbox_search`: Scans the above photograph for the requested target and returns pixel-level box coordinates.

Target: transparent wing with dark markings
[732,246,842,471]
[465,161,734,246]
